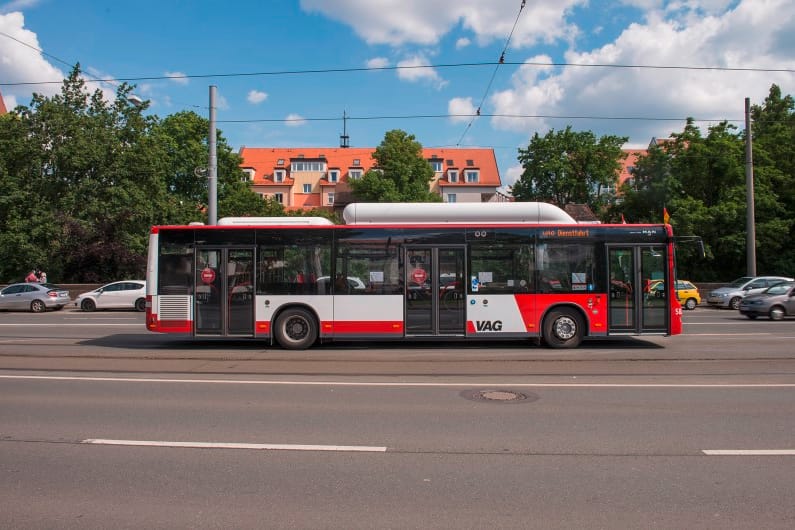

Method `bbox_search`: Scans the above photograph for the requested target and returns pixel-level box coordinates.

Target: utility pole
[745,97,756,276]
[208,85,218,225]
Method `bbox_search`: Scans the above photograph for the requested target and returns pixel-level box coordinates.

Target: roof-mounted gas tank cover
[342,202,577,225]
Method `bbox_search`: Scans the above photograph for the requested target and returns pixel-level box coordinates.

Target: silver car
[739,281,795,320]
[74,280,147,312]
[706,275,794,309]
[0,282,71,312]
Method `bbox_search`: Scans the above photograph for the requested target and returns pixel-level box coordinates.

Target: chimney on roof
[340,110,350,148]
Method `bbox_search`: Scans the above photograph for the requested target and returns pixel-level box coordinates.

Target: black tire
[769,306,785,321]
[30,299,46,313]
[729,297,742,310]
[81,299,96,312]
[542,308,584,349]
[135,298,146,312]
[684,298,697,310]
[274,308,318,350]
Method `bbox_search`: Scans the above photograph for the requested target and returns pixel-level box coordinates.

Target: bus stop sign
[411,268,427,284]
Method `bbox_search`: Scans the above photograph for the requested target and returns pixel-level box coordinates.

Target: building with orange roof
[239,146,502,211]
[618,148,646,188]
[0,89,7,115]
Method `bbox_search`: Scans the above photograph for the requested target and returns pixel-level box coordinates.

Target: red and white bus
[146,202,682,349]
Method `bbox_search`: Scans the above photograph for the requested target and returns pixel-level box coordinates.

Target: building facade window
[303,183,312,193]
[242,169,254,182]
[465,170,479,183]
[353,159,360,166]
[328,170,339,183]
[327,192,335,205]
[274,169,286,182]
[446,193,457,203]
[349,169,363,180]
[430,160,443,172]
[273,193,283,203]
[448,170,458,183]
[291,161,326,172]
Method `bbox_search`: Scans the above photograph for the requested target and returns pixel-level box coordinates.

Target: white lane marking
[703,450,795,456]
[2,375,795,388]
[82,439,386,452]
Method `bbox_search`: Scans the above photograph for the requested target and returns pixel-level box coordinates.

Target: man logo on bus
[476,320,503,331]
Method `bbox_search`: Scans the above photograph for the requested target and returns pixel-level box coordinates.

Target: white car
[74,281,146,312]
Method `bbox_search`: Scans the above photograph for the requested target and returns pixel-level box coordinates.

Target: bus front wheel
[274,308,317,350]
[543,309,584,349]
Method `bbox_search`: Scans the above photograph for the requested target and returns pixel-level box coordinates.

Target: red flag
[663,208,670,224]
[620,214,626,224]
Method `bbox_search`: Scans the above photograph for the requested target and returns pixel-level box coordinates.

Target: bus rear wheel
[543,309,584,349]
[274,308,317,350]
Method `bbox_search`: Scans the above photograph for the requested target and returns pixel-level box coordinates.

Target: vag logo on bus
[473,230,489,238]
[476,320,503,331]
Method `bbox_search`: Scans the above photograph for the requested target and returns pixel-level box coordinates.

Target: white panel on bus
[467,295,528,333]
[342,202,577,225]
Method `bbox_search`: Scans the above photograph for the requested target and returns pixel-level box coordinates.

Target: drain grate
[460,389,538,404]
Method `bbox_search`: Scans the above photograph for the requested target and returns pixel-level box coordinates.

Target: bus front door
[194,247,255,337]
[607,246,668,334]
[405,247,466,336]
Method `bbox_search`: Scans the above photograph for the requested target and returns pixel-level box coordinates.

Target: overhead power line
[0,45,792,88]
[457,0,526,146]
[216,112,744,124]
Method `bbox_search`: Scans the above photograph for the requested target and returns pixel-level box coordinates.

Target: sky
[1,0,794,189]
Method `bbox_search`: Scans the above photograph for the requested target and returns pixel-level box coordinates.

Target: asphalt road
[1,307,794,528]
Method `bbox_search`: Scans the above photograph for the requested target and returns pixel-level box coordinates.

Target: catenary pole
[208,85,218,225]
[745,97,756,276]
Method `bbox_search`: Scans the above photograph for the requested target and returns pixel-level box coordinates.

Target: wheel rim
[770,307,784,321]
[136,299,146,312]
[31,300,45,312]
[553,316,577,340]
[730,298,741,310]
[685,299,696,310]
[81,300,95,311]
[284,316,309,342]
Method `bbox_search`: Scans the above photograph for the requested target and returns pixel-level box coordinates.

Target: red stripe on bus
[326,321,404,334]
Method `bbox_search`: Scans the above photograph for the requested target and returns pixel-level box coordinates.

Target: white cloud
[366,56,389,69]
[396,53,447,89]
[247,89,268,104]
[503,164,524,189]
[300,0,584,48]
[455,37,470,50]
[490,0,795,145]
[447,97,476,123]
[0,0,41,14]
[0,11,64,105]
[164,71,189,85]
[285,113,307,126]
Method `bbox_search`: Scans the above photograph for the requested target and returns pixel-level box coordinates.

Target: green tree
[513,126,627,213]
[151,110,276,220]
[0,65,172,282]
[349,129,440,203]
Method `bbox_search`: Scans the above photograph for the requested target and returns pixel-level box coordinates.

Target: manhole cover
[460,389,539,404]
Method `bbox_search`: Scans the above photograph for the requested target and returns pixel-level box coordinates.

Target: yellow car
[651,280,701,310]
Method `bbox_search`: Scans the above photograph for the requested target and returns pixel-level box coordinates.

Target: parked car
[0,282,70,312]
[651,280,701,310]
[706,276,793,310]
[739,280,795,320]
[74,280,146,312]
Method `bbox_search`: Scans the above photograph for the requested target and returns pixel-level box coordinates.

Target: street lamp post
[208,86,218,225]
